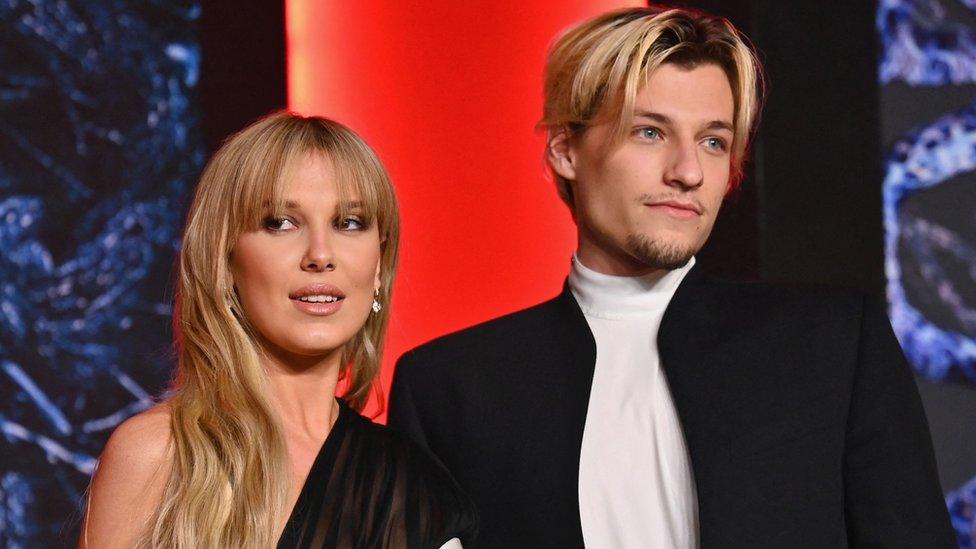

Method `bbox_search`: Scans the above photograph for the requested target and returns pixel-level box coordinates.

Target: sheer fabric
[278,400,476,549]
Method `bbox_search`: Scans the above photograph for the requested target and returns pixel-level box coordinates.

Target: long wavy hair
[138,112,400,547]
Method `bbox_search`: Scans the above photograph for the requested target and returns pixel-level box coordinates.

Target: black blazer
[388,266,955,548]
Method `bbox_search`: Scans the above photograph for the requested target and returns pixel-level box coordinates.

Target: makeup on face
[230,153,382,360]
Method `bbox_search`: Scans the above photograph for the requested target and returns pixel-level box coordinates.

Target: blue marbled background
[0,0,973,546]
[879,0,976,545]
[0,0,202,545]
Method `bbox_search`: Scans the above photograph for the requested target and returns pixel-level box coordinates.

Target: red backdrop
[286,0,643,419]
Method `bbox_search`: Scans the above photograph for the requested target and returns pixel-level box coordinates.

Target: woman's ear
[546,127,578,182]
[223,266,234,297]
[373,260,382,292]
[374,237,385,291]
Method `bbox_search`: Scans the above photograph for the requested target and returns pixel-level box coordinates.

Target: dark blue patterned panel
[0,1,202,546]
[880,0,976,85]
[948,476,976,547]
[879,1,976,546]
[883,104,976,383]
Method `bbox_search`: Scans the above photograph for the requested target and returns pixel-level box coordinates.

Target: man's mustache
[637,194,706,215]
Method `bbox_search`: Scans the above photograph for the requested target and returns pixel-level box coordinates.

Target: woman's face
[229,153,381,363]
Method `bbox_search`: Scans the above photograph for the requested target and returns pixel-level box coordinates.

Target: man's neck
[575,242,665,278]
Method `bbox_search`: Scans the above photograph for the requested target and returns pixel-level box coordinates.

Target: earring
[372,288,382,313]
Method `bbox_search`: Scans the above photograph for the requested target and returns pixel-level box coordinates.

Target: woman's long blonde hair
[139,112,399,547]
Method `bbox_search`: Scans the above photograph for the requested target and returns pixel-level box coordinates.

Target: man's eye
[263,217,296,232]
[337,217,366,231]
[636,127,661,140]
[703,137,728,152]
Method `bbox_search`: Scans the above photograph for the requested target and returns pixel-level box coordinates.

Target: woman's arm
[79,406,172,548]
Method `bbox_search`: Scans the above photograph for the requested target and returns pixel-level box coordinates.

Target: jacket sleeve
[388,351,431,451]
[843,294,956,547]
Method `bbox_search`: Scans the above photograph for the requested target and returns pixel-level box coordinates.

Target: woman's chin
[261,337,348,365]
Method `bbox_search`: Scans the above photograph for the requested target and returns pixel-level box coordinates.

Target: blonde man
[390,6,953,547]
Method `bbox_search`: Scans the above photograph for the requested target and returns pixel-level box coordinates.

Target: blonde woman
[81,112,475,548]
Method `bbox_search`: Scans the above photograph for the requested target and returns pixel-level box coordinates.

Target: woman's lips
[291,297,344,316]
[289,283,346,316]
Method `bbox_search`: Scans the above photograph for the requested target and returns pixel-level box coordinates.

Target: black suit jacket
[388,266,955,548]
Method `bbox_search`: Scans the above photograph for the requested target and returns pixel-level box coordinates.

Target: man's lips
[645,200,702,219]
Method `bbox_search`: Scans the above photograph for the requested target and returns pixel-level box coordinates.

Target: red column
[287,0,643,418]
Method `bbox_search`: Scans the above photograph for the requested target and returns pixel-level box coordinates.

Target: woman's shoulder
[81,404,173,547]
[102,403,173,464]
[344,406,450,477]
[93,401,173,488]
[339,405,479,544]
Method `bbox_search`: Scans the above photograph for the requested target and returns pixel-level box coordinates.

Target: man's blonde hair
[539,6,764,206]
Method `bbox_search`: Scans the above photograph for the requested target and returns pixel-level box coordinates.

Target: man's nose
[664,141,704,190]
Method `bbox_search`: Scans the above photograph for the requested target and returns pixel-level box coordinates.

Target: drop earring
[372,288,382,313]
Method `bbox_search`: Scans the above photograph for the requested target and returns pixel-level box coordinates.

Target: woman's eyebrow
[266,199,365,210]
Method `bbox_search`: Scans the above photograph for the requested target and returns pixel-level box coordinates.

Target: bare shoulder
[80,403,173,548]
[100,403,173,470]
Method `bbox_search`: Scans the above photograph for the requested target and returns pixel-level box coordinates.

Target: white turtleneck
[569,254,699,548]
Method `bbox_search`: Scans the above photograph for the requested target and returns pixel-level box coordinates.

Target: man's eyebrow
[633,110,734,133]
[633,110,674,125]
[704,120,735,133]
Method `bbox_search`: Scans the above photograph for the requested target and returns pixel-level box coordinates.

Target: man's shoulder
[397,292,571,372]
[705,277,868,325]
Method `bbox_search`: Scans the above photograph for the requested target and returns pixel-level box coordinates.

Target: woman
[81,113,475,548]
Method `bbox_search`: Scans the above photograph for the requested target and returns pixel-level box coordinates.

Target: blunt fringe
[137,112,400,547]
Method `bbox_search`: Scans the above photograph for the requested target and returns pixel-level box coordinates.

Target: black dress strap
[278,400,477,549]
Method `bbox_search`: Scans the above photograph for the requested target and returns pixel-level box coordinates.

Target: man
[388,6,954,548]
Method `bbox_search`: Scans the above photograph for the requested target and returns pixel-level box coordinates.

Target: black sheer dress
[277,400,477,549]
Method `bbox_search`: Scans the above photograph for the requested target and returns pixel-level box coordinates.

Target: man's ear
[725,172,739,197]
[546,127,578,182]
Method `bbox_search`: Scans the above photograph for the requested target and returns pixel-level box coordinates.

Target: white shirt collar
[568,253,695,319]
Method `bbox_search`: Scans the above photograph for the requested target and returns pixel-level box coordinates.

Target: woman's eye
[337,217,365,231]
[263,217,296,232]
[636,127,662,140]
[703,137,728,152]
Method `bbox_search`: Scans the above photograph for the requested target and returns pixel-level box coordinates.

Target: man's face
[550,62,735,275]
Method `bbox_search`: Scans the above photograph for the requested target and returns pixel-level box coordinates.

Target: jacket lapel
[657,265,733,542]
[556,267,732,543]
